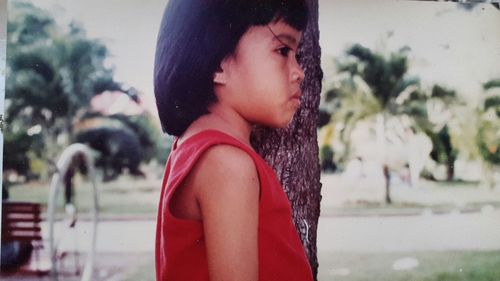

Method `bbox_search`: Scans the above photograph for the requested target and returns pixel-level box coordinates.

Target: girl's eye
[295,52,301,62]
[277,46,291,57]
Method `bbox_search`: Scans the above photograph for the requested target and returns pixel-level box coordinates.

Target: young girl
[154,1,313,280]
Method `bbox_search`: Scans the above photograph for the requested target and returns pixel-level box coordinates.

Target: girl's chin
[251,111,297,128]
[271,116,296,128]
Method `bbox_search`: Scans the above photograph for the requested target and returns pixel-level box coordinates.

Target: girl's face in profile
[217,20,305,128]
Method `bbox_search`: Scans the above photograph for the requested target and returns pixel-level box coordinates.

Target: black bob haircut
[154,0,308,136]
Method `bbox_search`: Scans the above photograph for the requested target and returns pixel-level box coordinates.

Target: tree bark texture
[251,0,322,278]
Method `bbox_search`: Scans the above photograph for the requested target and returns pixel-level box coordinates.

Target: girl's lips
[290,92,301,107]
[291,91,301,100]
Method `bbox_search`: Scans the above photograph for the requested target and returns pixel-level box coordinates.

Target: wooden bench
[1,201,49,275]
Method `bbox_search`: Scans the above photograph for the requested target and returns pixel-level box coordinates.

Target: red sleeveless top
[155,130,313,281]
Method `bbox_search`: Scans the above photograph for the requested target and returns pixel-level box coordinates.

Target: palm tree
[326,43,421,203]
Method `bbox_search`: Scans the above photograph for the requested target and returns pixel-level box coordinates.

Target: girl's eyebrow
[267,25,299,49]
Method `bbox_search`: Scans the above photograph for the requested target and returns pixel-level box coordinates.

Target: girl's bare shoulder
[193,144,258,189]
[183,143,259,208]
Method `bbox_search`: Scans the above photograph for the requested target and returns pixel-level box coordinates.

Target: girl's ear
[213,56,232,85]
[213,65,227,84]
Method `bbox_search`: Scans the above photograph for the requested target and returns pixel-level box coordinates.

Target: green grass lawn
[6,175,162,218]
[318,250,500,281]
[117,250,500,281]
[7,174,500,218]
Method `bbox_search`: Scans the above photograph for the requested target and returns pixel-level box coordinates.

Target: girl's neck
[180,103,254,147]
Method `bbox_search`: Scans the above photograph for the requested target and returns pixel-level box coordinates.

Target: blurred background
[1,0,499,280]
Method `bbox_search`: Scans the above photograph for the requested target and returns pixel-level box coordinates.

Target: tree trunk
[446,154,455,181]
[251,0,322,279]
[383,164,392,204]
[377,113,392,204]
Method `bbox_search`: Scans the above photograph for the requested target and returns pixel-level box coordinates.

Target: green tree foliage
[319,144,336,172]
[428,125,457,180]
[7,2,120,127]
[424,85,459,180]
[77,112,161,163]
[5,1,122,178]
[477,123,500,165]
[322,42,474,198]
[324,44,424,149]
[322,44,422,203]
[3,131,37,176]
[322,41,467,183]
[477,79,500,167]
[320,74,378,163]
[483,79,500,118]
[323,44,426,158]
[75,127,144,181]
[337,44,420,112]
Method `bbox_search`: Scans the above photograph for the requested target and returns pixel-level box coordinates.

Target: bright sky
[319,0,500,105]
[28,0,500,108]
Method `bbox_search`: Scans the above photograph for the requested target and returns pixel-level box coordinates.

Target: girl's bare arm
[191,145,259,281]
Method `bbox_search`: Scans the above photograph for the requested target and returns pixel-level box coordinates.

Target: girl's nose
[291,59,305,83]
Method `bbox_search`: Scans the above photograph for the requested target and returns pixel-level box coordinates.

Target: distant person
[153,1,313,280]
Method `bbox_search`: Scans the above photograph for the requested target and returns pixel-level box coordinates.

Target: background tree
[321,42,468,186]
[323,43,421,203]
[320,72,381,165]
[251,0,322,278]
[477,79,500,188]
[6,2,118,173]
[424,85,460,181]
[73,111,162,181]
[4,1,158,181]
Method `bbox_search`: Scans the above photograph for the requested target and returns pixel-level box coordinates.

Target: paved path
[317,209,500,252]
[40,220,156,253]
[43,209,500,254]
[7,208,499,281]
